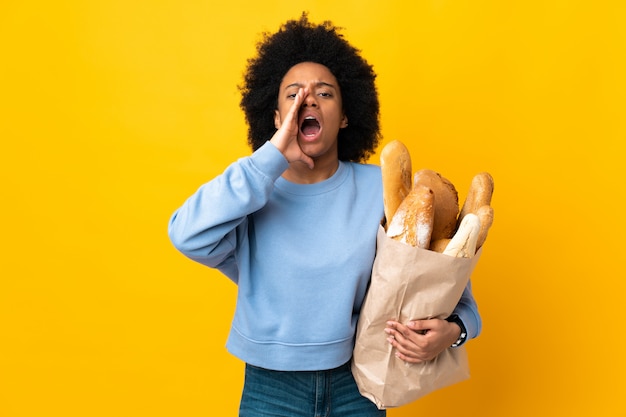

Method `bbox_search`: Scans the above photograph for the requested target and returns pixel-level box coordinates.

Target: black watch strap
[446,314,468,347]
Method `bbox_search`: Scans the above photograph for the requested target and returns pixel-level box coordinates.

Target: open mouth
[301,116,321,137]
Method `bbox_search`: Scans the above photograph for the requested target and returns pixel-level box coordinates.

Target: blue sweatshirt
[168,142,481,371]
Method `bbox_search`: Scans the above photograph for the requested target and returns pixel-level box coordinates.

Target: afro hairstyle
[239,13,380,162]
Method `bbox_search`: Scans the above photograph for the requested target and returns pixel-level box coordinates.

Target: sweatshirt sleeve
[452,280,482,340]
[168,142,289,279]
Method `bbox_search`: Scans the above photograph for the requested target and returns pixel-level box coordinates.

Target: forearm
[168,142,288,260]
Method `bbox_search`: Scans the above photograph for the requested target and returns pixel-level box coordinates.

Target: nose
[302,93,317,107]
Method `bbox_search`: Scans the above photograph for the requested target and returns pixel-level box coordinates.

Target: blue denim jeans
[239,361,386,417]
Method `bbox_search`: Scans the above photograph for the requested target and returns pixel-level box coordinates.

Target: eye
[318,91,333,98]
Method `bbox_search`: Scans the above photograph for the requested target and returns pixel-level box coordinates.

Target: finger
[407,319,435,334]
[386,322,432,352]
[386,320,407,333]
[388,332,437,363]
[286,87,306,124]
[394,350,424,364]
[386,323,436,363]
[387,321,416,339]
[388,335,422,362]
[385,326,418,352]
[387,335,419,356]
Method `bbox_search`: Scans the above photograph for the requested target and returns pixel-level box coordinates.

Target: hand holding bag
[351,225,482,409]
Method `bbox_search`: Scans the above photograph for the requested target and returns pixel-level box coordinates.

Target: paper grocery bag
[352,225,482,409]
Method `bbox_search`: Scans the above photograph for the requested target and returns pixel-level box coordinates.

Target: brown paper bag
[352,225,482,409]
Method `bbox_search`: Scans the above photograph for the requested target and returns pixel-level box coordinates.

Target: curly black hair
[239,13,380,162]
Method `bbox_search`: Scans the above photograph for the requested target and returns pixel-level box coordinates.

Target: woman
[168,13,481,416]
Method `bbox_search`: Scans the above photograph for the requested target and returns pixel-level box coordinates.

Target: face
[274,62,348,161]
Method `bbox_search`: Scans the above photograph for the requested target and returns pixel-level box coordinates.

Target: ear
[274,109,282,129]
[340,113,348,128]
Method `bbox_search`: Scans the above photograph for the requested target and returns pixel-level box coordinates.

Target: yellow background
[2,0,625,416]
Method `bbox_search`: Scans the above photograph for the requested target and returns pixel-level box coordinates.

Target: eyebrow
[284,81,337,90]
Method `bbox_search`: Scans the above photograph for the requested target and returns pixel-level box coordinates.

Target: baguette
[475,204,494,250]
[380,140,412,230]
[443,213,481,258]
[413,169,459,242]
[387,184,434,248]
[458,172,494,226]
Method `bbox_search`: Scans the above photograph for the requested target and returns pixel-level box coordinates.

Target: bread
[433,206,492,254]
[413,169,459,242]
[387,184,434,248]
[475,204,494,250]
[458,172,494,226]
[429,238,451,253]
[443,213,481,258]
[380,140,412,230]
[380,141,494,253]
[457,172,494,250]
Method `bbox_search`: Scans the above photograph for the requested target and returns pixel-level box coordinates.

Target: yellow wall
[2,1,625,416]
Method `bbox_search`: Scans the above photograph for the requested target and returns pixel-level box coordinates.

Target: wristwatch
[446,314,467,348]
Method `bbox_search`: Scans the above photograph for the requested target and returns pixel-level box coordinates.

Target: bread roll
[443,213,480,258]
[413,169,459,242]
[387,184,434,248]
[458,172,494,226]
[380,140,412,230]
